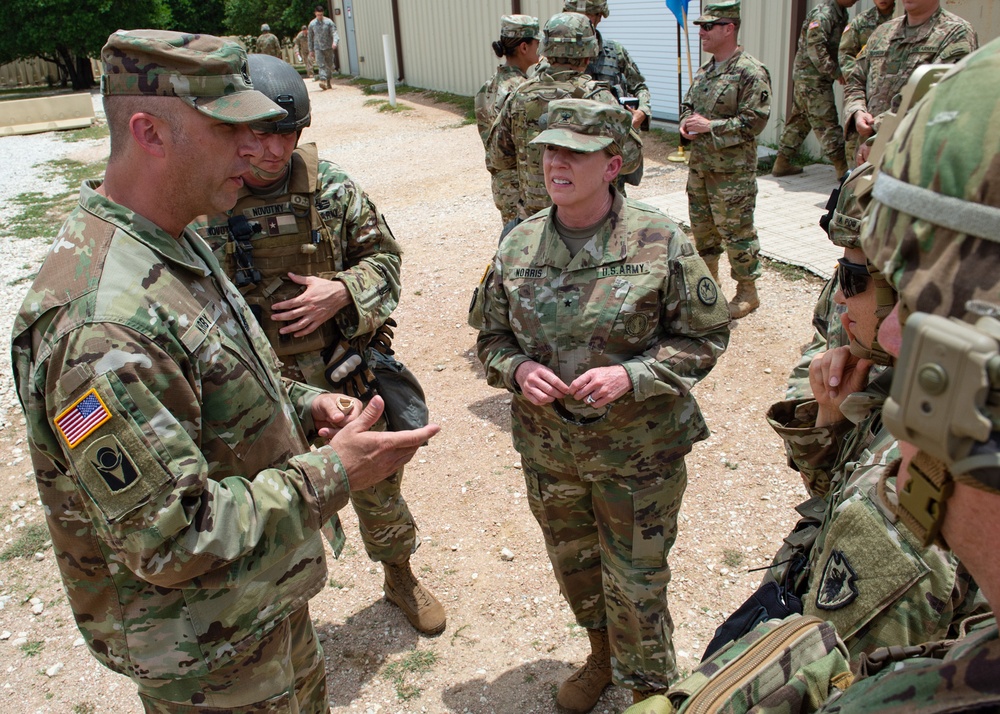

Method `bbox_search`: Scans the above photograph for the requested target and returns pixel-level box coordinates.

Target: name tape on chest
[509,263,650,280]
[55,389,112,449]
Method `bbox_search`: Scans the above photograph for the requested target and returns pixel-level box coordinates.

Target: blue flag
[665,0,690,25]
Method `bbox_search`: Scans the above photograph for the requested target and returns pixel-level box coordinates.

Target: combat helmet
[860,39,1000,546]
[246,53,311,133]
[562,0,610,18]
[541,13,599,60]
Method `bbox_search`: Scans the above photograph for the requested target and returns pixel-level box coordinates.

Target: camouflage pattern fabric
[293,29,313,77]
[777,1,849,162]
[309,16,339,82]
[686,168,762,281]
[485,65,617,220]
[563,0,609,18]
[11,181,352,694]
[814,619,1000,713]
[541,12,599,60]
[843,8,977,138]
[100,29,285,124]
[681,49,770,280]
[785,275,848,400]
[765,371,987,659]
[256,31,281,58]
[838,5,894,83]
[476,65,529,223]
[587,30,652,121]
[190,144,418,565]
[695,0,741,23]
[471,190,730,690]
[138,606,326,711]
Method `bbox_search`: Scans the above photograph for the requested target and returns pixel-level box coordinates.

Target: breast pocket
[592,281,660,355]
[509,282,553,362]
[714,76,741,116]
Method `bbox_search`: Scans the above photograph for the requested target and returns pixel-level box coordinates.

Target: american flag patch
[55,389,111,449]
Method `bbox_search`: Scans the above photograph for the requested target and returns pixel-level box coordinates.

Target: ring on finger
[585,395,596,405]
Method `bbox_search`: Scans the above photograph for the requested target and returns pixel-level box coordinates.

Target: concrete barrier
[0,93,94,137]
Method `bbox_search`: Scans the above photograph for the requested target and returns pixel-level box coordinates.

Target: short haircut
[104,95,185,161]
[315,4,325,11]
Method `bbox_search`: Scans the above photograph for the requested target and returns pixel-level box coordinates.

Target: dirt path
[0,78,823,713]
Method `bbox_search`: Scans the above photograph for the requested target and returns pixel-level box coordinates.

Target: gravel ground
[0,80,823,713]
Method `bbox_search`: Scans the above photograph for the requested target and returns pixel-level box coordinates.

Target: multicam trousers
[522,456,688,691]
[138,606,327,713]
[687,168,762,281]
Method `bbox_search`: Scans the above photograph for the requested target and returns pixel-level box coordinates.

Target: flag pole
[668,7,691,163]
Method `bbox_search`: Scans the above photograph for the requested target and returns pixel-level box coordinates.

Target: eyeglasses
[699,21,732,31]
[552,399,610,426]
[836,257,870,298]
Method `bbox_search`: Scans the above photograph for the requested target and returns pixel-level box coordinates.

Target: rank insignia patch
[816,550,859,610]
[55,389,111,449]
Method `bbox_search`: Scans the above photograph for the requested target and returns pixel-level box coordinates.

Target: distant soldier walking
[294,24,313,78]
[309,3,339,89]
[256,23,281,58]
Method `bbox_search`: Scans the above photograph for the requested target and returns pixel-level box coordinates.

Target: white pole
[382,34,396,107]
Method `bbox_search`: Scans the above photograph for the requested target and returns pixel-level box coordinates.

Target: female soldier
[471,98,730,711]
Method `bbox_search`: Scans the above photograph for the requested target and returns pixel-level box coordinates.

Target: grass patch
[649,127,682,149]
[757,141,821,175]
[5,157,103,244]
[362,97,412,113]
[20,639,44,657]
[73,704,96,714]
[763,256,814,282]
[60,122,110,143]
[0,523,50,561]
[722,548,744,569]
[352,78,475,123]
[383,649,438,701]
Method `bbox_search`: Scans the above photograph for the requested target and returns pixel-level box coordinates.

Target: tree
[224,0,320,42]
[6,0,172,90]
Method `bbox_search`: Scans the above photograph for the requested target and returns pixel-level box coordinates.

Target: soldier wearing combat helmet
[190,54,447,638]
[486,12,642,230]
[11,29,437,711]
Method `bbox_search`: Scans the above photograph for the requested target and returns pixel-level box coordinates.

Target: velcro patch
[816,550,859,610]
[55,389,111,449]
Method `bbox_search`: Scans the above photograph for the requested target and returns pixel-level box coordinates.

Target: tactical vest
[194,144,342,357]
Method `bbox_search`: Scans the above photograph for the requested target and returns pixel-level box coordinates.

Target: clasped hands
[514,361,631,409]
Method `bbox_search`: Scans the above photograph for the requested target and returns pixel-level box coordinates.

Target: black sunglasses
[836,257,870,298]
[699,21,733,31]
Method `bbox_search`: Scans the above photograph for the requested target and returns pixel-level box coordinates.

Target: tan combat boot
[557,628,612,713]
[771,154,803,177]
[702,253,721,284]
[383,560,447,635]
[728,280,760,319]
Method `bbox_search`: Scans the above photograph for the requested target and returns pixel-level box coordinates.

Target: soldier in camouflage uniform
[190,55,445,637]
[10,30,437,711]
[680,0,771,320]
[624,38,1000,714]
[486,12,641,224]
[475,15,540,224]
[309,3,339,90]
[842,0,976,165]
[772,0,858,179]
[294,24,313,78]
[471,98,730,712]
[256,23,281,58]
[838,0,895,165]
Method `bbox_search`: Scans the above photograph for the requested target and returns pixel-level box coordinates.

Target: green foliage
[20,640,44,657]
[0,523,50,562]
[223,0,318,40]
[383,650,438,701]
[722,548,744,569]
[170,0,227,35]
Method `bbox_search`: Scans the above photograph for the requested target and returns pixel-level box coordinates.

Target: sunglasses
[699,21,733,31]
[836,257,870,298]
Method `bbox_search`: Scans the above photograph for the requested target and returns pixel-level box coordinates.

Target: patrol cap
[562,0,610,19]
[531,98,643,174]
[861,39,1000,326]
[100,29,286,124]
[541,13,599,60]
[827,164,872,249]
[500,15,541,41]
[261,23,270,32]
[694,0,741,24]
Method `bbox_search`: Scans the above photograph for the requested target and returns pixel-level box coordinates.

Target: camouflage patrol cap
[828,164,873,249]
[861,38,1000,326]
[100,29,286,124]
[694,0,741,24]
[562,0,610,19]
[500,15,541,41]
[260,23,270,32]
[530,98,642,173]
[541,13,599,60]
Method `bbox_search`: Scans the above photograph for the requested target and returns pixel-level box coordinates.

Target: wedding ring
[336,396,355,414]
[585,395,596,405]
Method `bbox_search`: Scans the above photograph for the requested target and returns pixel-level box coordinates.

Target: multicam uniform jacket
[11,182,351,681]
[680,48,772,174]
[486,64,617,220]
[766,370,985,659]
[471,190,730,473]
[793,0,850,85]
[838,5,894,81]
[587,30,652,123]
[476,64,530,224]
[843,8,978,135]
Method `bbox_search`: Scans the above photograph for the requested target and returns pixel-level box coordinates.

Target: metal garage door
[598,0,702,122]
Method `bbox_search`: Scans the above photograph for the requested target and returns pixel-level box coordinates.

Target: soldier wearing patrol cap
[256,22,281,57]
[681,0,771,320]
[472,98,729,712]
[476,14,541,224]
[11,29,438,711]
[190,54,447,639]
[486,12,643,232]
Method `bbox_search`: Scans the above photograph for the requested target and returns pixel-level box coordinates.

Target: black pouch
[370,350,429,432]
[702,581,804,661]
